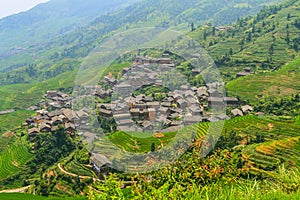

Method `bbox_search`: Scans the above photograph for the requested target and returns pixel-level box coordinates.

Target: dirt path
[0,185,31,193]
[58,163,95,180]
[57,163,136,185]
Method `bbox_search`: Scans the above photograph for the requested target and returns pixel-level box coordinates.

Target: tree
[247,32,252,42]
[203,30,207,40]
[151,143,156,152]
[285,31,290,44]
[191,23,195,31]
[212,26,216,36]
[294,43,299,51]
[251,25,256,33]
[269,44,274,55]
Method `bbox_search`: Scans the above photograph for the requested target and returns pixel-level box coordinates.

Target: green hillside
[0,139,33,180]
[88,115,300,199]
[227,56,300,102]
[0,193,87,200]
[190,0,300,78]
[0,70,76,110]
[0,0,286,111]
[0,110,34,135]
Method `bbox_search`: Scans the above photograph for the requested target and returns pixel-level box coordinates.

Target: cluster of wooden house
[25,90,89,138]
[110,56,176,97]
[231,105,254,117]
[96,54,255,132]
[134,53,174,66]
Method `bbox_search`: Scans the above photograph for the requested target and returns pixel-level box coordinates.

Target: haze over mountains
[0,0,138,51]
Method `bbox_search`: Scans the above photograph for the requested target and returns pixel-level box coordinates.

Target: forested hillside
[190,0,299,73]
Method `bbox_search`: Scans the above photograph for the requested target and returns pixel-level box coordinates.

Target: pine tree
[191,23,195,31]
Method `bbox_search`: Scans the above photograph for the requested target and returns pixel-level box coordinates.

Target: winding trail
[57,163,136,185]
[0,185,31,193]
[58,163,99,182]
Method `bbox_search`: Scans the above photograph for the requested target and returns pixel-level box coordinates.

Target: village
[21,53,256,138]
[97,53,254,133]
[21,53,255,173]
[24,90,90,139]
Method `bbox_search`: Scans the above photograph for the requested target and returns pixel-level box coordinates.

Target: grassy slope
[227,56,300,102]
[0,70,76,110]
[107,115,300,153]
[0,193,87,200]
[189,0,300,78]
[108,131,177,153]
[0,110,35,135]
[0,138,33,180]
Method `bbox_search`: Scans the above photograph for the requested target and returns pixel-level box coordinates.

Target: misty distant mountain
[0,0,138,51]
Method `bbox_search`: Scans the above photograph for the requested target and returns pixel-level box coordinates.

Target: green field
[107,131,177,153]
[242,136,300,176]
[0,139,33,179]
[188,0,300,85]
[0,70,76,111]
[0,193,87,200]
[0,110,35,135]
[227,57,300,103]
[64,160,93,177]
[105,115,300,154]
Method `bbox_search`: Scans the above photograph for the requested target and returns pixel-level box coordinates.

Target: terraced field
[106,131,177,153]
[64,160,93,177]
[99,115,300,154]
[0,193,87,200]
[0,139,33,179]
[227,57,300,103]
[242,137,300,176]
[181,122,210,139]
[92,115,300,174]
[0,110,34,135]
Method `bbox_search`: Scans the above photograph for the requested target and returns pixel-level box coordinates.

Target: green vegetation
[242,136,300,175]
[0,0,283,110]
[190,0,300,80]
[0,110,34,135]
[0,0,299,199]
[102,61,132,80]
[133,85,170,101]
[226,56,300,116]
[108,131,177,153]
[0,0,131,53]
[89,115,300,199]
[0,70,76,110]
[0,138,33,179]
[63,148,93,177]
[90,149,300,200]
[0,193,87,200]
[227,56,300,102]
